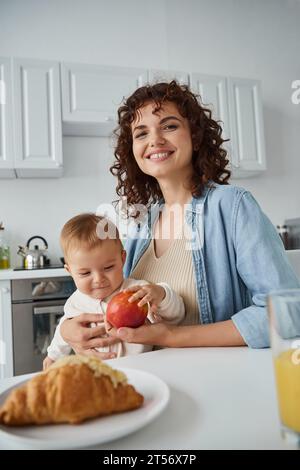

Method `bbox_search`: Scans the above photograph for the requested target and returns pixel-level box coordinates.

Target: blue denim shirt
[123,184,300,348]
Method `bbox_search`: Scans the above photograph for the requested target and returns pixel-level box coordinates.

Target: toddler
[43,213,185,369]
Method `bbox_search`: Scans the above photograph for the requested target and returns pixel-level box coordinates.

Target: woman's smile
[144,149,175,162]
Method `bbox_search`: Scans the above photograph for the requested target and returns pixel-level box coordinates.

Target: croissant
[0,355,143,425]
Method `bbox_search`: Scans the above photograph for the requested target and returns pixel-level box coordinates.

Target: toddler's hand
[43,356,55,370]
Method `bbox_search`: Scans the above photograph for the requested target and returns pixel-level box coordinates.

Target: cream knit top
[131,226,200,326]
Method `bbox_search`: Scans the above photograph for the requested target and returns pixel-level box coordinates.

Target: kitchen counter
[0,268,69,280]
[1,249,298,281]
[0,347,295,450]
[1,251,297,281]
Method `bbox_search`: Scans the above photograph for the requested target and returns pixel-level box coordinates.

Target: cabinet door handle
[0,287,10,294]
[105,116,114,122]
[33,306,64,315]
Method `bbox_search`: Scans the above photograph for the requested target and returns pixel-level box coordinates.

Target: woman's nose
[149,130,166,147]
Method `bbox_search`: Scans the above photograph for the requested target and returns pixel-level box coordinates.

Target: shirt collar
[147,183,213,229]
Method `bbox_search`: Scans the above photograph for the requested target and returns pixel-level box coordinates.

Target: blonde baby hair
[60,213,122,262]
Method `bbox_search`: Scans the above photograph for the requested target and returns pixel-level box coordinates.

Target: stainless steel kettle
[17,236,49,269]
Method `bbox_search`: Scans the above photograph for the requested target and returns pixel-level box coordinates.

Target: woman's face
[131,101,193,183]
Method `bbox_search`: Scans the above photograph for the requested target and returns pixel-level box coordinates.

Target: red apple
[106,291,148,329]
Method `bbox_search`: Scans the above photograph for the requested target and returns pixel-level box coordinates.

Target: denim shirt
[123,184,300,348]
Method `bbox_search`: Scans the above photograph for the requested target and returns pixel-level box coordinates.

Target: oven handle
[33,305,65,315]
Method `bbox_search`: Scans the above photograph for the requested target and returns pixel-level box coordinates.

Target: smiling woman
[111,81,230,208]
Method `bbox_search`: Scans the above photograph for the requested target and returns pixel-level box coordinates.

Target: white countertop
[0,347,294,450]
[1,249,298,281]
[0,268,69,280]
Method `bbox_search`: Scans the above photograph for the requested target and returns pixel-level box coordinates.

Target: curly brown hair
[110,80,231,208]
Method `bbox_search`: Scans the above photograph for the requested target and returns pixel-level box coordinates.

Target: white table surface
[0,347,295,450]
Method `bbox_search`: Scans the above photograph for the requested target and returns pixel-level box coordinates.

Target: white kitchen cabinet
[61,63,148,136]
[0,280,13,379]
[228,77,266,177]
[148,69,189,85]
[1,55,266,178]
[190,73,231,144]
[0,58,15,178]
[190,73,266,178]
[13,58,63,177]
[286,249,300,280]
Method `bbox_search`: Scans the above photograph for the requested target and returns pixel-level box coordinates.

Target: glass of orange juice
[268,289,300,447]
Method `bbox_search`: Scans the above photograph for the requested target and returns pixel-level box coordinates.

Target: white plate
[0,368,170,449]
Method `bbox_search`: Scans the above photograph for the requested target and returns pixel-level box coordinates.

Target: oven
[11,276,76,375]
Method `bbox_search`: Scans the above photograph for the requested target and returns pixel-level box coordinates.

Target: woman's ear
[121,249,127,266]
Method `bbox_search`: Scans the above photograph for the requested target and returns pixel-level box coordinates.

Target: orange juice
[274,349,300,432]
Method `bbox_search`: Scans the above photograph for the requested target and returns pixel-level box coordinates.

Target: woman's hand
[106,319,177,348]
[60,313,121,360]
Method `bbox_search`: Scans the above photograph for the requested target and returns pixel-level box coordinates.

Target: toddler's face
[65,240,126,300]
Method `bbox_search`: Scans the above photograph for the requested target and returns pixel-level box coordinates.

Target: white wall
[165,0,300,225]
[0,0,299,266]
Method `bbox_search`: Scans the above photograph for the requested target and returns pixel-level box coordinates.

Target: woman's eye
[135,131,147,139]
[163,124,178,131]
[134,124,177,139]
[79,272,90,276]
